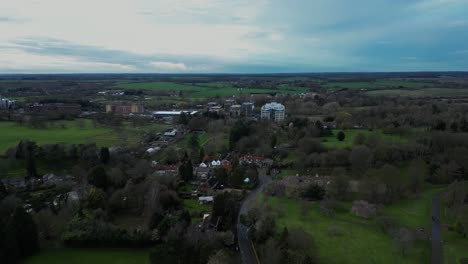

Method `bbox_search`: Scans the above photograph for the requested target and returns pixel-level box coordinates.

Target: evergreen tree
[337,131,346,142]
[199,147,205,163]
[13,207,39,257]
[100,147,110,164]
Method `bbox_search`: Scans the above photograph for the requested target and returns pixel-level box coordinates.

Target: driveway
[237,171,271,264]
[431,192,446,264]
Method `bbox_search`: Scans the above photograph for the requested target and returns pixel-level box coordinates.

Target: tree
[407,159,427,193]
[179,156,194,182]
[100,147,110,164]
[81,187,107,210]
[354,133,366,145]
[337,131,346,142]
[189,133,200,150]
[229,120,251,150]
[207,250,232,264]
[302,184,325,201]
[14,207,39,256]
[328,173,350,201]
[199,147,205,162]
[178,112,189,125]
[349,145,373,175]
[87,166,107,188]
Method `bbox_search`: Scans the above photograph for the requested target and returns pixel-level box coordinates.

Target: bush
[302,184,325,201]
[87,166,107,188]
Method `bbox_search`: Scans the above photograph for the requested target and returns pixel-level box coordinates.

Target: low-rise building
[0,95,15,109]
[106,103,144,114]
[229,105,241,117]
[26,103,82,116]
[152,110,199,122]
[260,102,285,122]
[242,102,254,117]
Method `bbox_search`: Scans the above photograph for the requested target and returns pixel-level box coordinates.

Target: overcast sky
[1,0,467,73]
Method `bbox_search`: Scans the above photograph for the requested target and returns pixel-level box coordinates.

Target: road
[237,171,271,264]
[431,192,446,264]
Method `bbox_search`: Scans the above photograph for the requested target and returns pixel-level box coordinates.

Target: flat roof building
[261,102,285,122]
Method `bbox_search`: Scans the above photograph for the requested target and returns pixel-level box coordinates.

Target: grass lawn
[324,80,434,90]
[183,198,212,222]
[322,129,407,148]
[443,231,468,264]
[0,119,169,153]
[382,185,445,228]
[261,195,430,264]
[22,248,149,264]
[116,82,203,91]
[366,88,468,97]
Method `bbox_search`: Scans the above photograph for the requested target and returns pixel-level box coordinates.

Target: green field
[382,185,444,228]
[116,82,201,91]
[324,80,434,89]
[115,81,309,98]
[22,248,149,264]
[322,129,407,148]
[261,195,430,264]
[0,119,169,153]
[366,88,468,97]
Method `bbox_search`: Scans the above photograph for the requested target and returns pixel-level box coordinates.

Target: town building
[224,99,236,111]
[260,102,285,122]
[229,105,241,117]
[26,103,81,116]
[106,103,144,114]
[242,102,254,117]
[152,110,199,122]
[0,95,15,109]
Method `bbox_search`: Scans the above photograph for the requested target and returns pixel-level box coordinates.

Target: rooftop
[261,102,285,111]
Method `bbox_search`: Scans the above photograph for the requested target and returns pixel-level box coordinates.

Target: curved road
[431,191,446,264]
[237,171,271,264]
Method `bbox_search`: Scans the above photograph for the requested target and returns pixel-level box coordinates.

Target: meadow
[322,129,408,148]
[22,248,149,264]
[116,82,201,91]
[261,195,430,264]
[323,80,434,89]
[0,119,169,153]
[115,81,310,98]
[366,88,468,97]
[261,184,467,264]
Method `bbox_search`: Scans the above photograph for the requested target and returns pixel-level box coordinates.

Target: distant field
[22,248,149,264]
[116,81,309,98]
[0,119,169,153]
[116,82,202,91]
[366,88,468,97]
[324,80,434,89]
[262,195,430,264]
[322,129,407,148]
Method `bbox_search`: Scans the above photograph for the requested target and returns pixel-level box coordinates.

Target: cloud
[150,61,187,72]
[0,0,467,72]
[448,20,468,27]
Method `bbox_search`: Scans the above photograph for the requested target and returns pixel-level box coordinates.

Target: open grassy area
[322,129,407,148]
[22,248,149,264]
[261,195,430,264]
[183,198,212,222]
[324,80,434,89]
[382,185,445,228]
[366,88,468,97]
[116,82,202,91]
[116,81,310,98]
[0,119,169,153]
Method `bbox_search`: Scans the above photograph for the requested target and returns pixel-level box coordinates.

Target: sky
[0,0,467,73]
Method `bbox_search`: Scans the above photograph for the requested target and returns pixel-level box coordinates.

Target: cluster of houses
[0,95,15,110]
[207,99,255,118]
